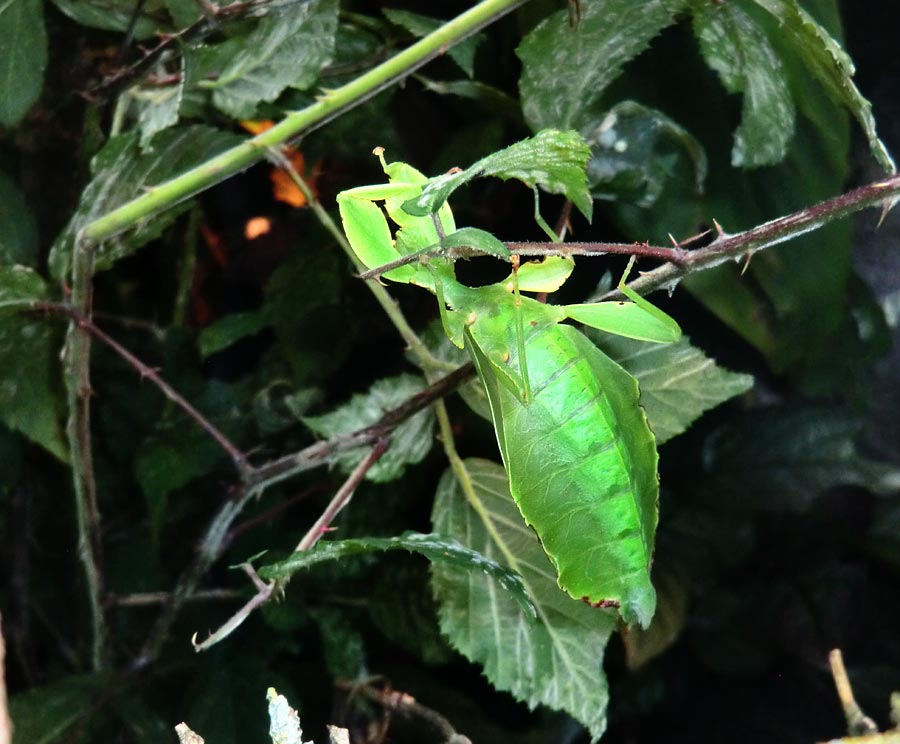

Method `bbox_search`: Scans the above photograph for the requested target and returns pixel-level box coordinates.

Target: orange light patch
[240,119,318,208]
[244,216,272,240]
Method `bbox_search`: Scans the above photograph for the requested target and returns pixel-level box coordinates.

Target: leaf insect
[337,135,680,627]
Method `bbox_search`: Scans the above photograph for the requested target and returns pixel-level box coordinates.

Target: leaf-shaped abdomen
[468,323,659,627]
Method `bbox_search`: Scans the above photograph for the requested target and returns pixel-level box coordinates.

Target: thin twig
[192,440,390,653]
[132,364,472,668]
[602,173,900,300]
[108,589,242,607]
[247,363,474,491]
[0,615,11,744]
[63,237,108,670]
[336,679,472,744]
[294,439,390,552]
[224,483,326,546]
[36,301,250,479]
[828,648,879,736]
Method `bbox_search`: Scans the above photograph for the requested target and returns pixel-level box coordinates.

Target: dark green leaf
[198,310,269,358]
[302,373,434,483]
[584,101,707,207]
[131,57,185,147]
[517,0,687,133]
[694,1,795,167]
[310,606,366,678]
[0,0,46,127]
[752,0,895,173]
[596,334,754,444]
[260,531,534,616]
[0,172,39,265]
[10,673,111,744]
[383,8,481,78]
[49,126,242,279]
[432,459,617,742]
[703,406,900,510]
[203,0,339,118]
[403,129,593,220]
[0,273,66,458]
[50,0,162,38]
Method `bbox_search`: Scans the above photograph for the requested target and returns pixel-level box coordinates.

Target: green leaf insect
[337,131,680,627]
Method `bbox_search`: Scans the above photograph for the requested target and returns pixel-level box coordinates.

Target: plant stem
[82,0,529,244]
[0,614,11,744]
[266,149,447,371]
[63,238,108,671]
[828,649,879,736]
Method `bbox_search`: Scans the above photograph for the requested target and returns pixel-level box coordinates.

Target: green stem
[267,150,449,372]
[82,0,529,244]
[63,238,108,670]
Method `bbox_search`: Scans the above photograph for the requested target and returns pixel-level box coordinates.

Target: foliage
[1,1,900,743]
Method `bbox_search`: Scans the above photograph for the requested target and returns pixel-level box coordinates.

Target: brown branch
[36,301,250,478]
[247,362,475,491]
[603,173,900,300]
[131,363,472,668]
[107,589,242,607]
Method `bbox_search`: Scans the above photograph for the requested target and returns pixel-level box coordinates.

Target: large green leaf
[517,0,687,133]
[693,1,795,167]
[402,129,593,220]
[302,373,434,483]
[468,321,658,627]
[431,459,617,742]
[0,266,66,459]
[703,406,900,510]
[597,334,754,444]
[0,0,47,127]
[49,125,242,279]
[202,0,338,118]
[260,531,533,615]
[752,0,895,173]
[0,171,39,265]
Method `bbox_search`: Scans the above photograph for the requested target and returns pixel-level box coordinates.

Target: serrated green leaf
[0,0,46,127]
[10,672,111,744]
[0,274,66,458]
[49,126,242,279]
[596,334,754,444]
[402,129,593,220]
[382,8,481,78]
[203,0,338,118]
[584,101,707,207]
[431,459,617,742]
[260,531,533,616]
[752,0,895,173]
[694,2,795,167]
[517,0,687,133]
[0,171,39,265]
[198,310,269,358]
[302,373,433,483]
[703,406,900,510]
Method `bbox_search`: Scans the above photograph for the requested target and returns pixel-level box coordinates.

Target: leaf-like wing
[468,320,659,627]
[432,459,617,742]
[260,531,533,616]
